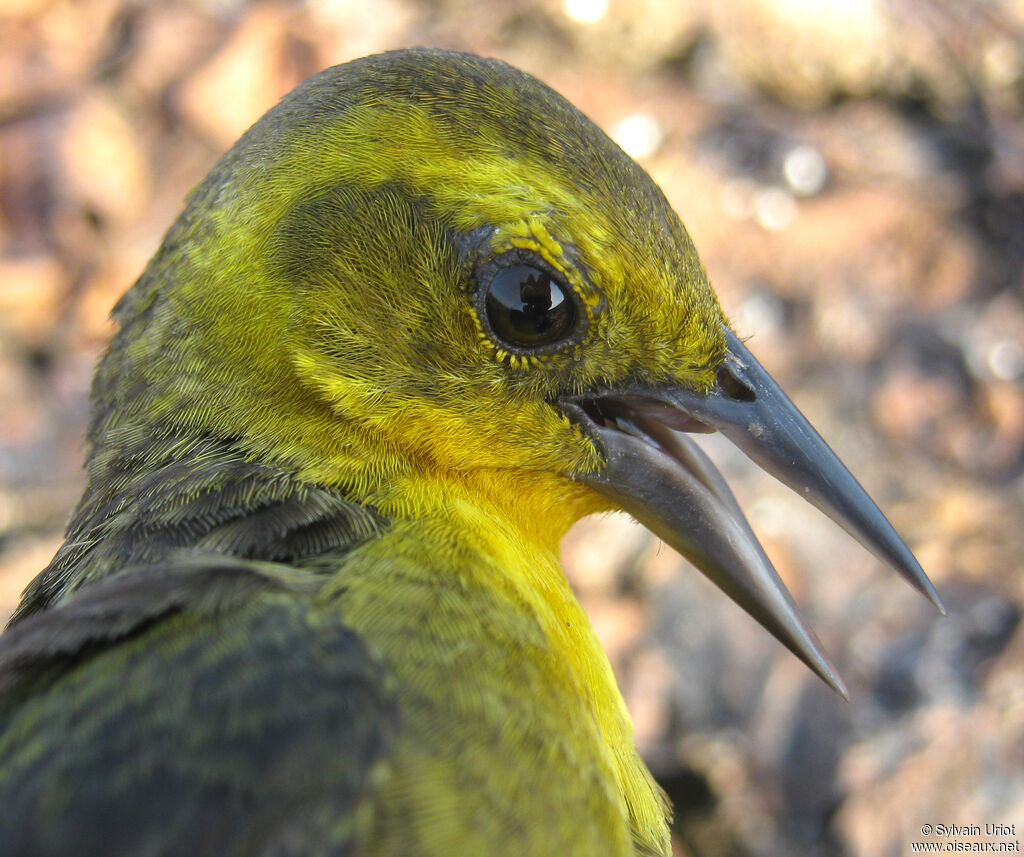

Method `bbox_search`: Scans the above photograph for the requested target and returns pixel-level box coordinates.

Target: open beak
[561,327,944,698]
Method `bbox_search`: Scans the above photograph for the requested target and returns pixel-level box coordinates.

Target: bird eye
[483,264,576,350]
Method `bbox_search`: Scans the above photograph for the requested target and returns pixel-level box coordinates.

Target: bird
[0,49,942,857]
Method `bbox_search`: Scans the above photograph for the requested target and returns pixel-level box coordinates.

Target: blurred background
[1,0,1022,854]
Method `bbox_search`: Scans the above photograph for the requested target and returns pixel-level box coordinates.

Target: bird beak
[561,327,944,698]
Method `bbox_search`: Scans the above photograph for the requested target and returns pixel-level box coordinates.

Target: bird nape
[0,49,941,857]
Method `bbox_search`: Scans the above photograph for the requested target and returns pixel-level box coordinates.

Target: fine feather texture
[0,48,741,855]
[13,437,388,622]
[0,560,392,857]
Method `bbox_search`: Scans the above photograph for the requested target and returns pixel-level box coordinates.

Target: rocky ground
[1,1,1022,855]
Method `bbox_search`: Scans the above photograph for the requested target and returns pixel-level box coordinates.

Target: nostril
[717,364,756,402]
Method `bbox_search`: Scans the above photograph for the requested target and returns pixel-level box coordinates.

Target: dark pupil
[485,265,575,348]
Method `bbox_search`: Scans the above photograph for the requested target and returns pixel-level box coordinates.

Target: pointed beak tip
[801,648,850,700]
[899,557,946,616]
[786,630,851,700]
[918,580,947,616]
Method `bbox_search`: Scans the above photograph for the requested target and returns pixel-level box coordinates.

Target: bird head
[93,49,941,694]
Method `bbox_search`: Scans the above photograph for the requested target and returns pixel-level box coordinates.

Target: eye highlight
[482,264,577,352]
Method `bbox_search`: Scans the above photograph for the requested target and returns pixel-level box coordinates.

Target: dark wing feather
[0,557,393,857]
